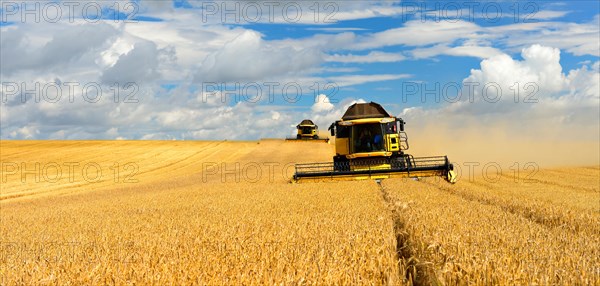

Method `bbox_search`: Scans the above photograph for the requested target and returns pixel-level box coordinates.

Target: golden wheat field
[0,140,599,285]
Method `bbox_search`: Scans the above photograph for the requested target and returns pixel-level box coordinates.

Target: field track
[0,140,598,284]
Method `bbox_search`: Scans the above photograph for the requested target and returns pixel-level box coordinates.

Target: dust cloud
[406,120,599,176]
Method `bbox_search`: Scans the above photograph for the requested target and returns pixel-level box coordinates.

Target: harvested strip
[382,178,600,285]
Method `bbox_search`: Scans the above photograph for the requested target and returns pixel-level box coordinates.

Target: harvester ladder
[399,132,409,150]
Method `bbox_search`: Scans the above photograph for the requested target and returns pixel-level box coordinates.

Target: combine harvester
[286,119,329,142]
[293,102,456,183]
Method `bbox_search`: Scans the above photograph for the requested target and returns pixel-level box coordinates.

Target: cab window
[336,125,350,138]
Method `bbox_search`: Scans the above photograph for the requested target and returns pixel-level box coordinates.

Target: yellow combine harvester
[293,102,456,183]
[296,119,319,139]
[286,119,328,142]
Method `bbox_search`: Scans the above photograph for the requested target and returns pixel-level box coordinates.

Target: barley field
[0,140,598,284]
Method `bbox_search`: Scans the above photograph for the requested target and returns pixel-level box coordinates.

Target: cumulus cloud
[9,126,40,139]
[311,94,334,113]
[451,44,567,115]
[101,41,165,84]
[0,22,118,76]
[195,30,323,82]
[305,95,366,132]
[1,2,598,143]
[397,45,599,167]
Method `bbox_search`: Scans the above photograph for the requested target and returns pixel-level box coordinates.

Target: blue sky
[0,1,598,141]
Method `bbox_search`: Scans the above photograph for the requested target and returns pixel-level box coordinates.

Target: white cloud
[487,18,600,57]
[0,22,118,76]
[101,41,162,83]
[325,51,405,63]
[348,17,599,58]
[312,94,334,113]
[307,96,366,131]
[400,45,599,145]
[411,44,503,59]
[321,67,362,73]
[137,1,174,14]
[271,111,281,121]
[1,2,598,141]
[352,20,481,50]
[9,126,40,139]
[288,16,600,58]
[188,1,405,24]
[530,10,571,20]
[328,74,411,87]
[329,3,405,22]
[306,27,368,32]
[195,30,323,82]
[99,37,136,69]
[121,16,248,68]
[460,44,567,110]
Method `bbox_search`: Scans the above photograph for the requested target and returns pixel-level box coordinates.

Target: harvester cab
[294,102,456,183]
[296,119,319,139]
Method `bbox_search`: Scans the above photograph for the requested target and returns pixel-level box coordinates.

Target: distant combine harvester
[286,119,329,142]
